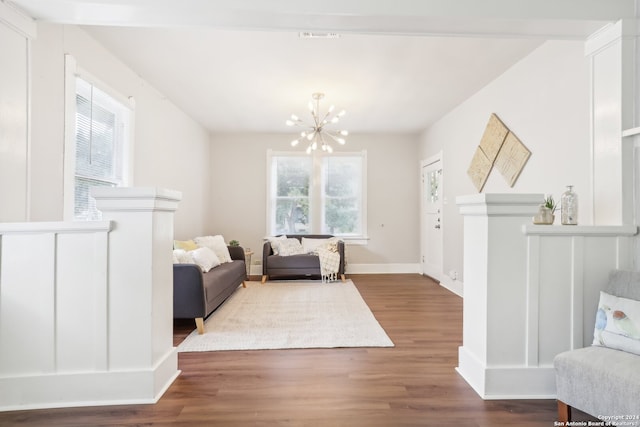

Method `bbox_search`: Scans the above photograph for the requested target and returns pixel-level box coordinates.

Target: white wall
[0,13,30,222]
[209,132,421,270]
[419,40,592,284]
[29,23,211,238]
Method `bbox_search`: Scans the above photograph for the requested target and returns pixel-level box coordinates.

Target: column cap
[91,187,182,212]
[457,193,543,217]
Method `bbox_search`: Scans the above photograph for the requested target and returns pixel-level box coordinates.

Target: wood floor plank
[0,274,598,426]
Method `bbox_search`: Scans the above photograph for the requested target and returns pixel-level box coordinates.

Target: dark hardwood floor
[1,274,595,426]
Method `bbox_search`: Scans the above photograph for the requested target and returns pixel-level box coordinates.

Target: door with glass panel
[421,156,443,280]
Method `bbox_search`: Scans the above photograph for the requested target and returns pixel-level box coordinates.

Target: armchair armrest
[337,240,346,275]
[228,245,245,263]
[173,264,206,318]
[262,241,273,275]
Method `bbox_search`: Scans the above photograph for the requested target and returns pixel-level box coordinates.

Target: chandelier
[286,92,348,154]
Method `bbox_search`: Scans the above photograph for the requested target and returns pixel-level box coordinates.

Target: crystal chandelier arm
[320,104,336,124]
[286,115,311,128]
[325,131,347,145]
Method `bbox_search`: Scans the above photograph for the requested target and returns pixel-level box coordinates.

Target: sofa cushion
[173,249,194,264]
[267,235,288,255]
[301,237,330,254]
[555,346,640,423]
[592,291,640,355]
[606,269,640,300]
[268,254,320,269]
[277,238,305,256]
[174,239,198,251]
[195,235,232,263]
[202,260,245,307]
[190,247,220,273]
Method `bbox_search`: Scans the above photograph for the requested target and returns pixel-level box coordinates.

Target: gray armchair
[554,270,640,425]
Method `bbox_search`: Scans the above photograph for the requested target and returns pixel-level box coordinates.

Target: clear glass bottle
[561,185,578,225]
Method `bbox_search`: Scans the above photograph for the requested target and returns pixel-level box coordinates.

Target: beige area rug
[177,279,394,352]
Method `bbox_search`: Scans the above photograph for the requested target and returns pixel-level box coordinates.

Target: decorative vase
[533,205,554,225]
[561,185,578,225]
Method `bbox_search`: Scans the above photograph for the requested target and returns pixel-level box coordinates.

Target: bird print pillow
[593,291,640,355]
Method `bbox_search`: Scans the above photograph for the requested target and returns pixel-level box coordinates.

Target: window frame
[266,149,368,244]
[63,54,135,220]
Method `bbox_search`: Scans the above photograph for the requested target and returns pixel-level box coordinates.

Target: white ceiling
[9,0,636,134]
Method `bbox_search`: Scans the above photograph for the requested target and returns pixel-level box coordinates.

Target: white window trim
[266,149,369,244]
[63,54,135,220]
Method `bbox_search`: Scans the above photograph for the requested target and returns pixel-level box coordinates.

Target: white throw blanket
[315,238,341,282]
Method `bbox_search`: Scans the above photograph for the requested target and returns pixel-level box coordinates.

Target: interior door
[421,157,443,280]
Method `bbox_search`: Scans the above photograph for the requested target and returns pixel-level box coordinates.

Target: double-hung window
[64,56,133,220]
[267,150,367,240]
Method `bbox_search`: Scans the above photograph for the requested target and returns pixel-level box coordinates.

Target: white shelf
[523,224,637,236]
[622,127,640,137]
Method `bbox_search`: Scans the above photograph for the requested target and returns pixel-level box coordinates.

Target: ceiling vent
[299,32,340,39]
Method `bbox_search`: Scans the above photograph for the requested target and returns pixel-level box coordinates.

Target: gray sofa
[554,269,640,425]
[173,246,246,334]
[261,234,345,283]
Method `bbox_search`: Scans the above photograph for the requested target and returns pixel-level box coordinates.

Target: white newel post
[456,193,544,399]
[91,188,182,400]
[91,187,182,403]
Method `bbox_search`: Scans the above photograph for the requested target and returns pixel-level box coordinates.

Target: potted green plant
[229,240,240,247]
[544,195,558,214]
[533,195,556,225]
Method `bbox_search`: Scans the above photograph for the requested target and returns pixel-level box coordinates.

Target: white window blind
[73,77,130,220]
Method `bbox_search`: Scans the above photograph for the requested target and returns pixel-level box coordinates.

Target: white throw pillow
[173,249,195,264]
[592,291,640,356]
[194,235,232,263]
[277,238,305,256]
[267,235,287,255]
[301,237,329,254]
[190,247,221,273]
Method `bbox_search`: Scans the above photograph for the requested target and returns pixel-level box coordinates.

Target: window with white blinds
[73,77,131,220]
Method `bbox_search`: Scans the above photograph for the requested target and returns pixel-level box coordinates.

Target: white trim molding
[0,1,36,39]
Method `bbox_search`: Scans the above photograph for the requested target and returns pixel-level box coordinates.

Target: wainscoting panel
[457,194,637,399]
[0,188,181,411]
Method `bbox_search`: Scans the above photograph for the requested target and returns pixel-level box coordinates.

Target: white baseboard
[0,348,179,412]
[456,346,556,400]
[439,275,464,297]
[346,263,421,274]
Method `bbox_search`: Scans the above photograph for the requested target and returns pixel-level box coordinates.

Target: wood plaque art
[467,113,531,192]
[479,113,509,162]
[494,131,531,187]
[467,147,493,192]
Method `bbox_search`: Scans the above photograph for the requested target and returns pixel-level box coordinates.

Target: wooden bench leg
[557,400,571,423]
[195,317,205,335]
[341,274,346,282]
[242,281,246,288]
[261,275,267,284]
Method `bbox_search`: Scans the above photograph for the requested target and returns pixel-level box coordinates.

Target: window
[267,150,367,240]
[64,56,133,220]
